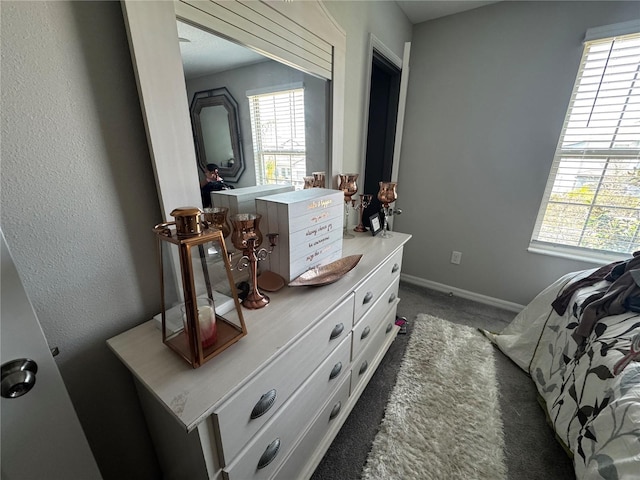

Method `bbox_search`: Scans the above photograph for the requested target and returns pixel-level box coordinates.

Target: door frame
[359,34,411,229]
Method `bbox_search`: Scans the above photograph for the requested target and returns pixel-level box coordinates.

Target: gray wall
[395,1,639,306]
[324,0,413,177]
[1,2,162,478]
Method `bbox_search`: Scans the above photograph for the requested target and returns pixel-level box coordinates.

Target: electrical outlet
[450,251,462,265]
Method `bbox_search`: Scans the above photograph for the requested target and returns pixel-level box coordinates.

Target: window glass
[248,88,306,189]
[531,33,640,258]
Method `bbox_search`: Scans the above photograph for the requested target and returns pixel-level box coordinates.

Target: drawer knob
[392,263,400,273]
[386,322,393,334]
[359,360,368,376]
[330,323,344,340]
[257,438,281,470]
[250,389,277,419]
[362,292,374,305]
[329,362,342,380]
[360,326,371,340]
[329,401,342,421]
[388,293,396,303]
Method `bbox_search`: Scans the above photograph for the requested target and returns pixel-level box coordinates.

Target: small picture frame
[369,213,382,236]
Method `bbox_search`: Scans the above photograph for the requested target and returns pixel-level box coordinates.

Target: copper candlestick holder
[354,194,373,232]
[338,173,359,239]
[377,181,398,238]
[229,213,278,309]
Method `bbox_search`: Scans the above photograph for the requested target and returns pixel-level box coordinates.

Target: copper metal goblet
[203,207,231,238]
[312,171,326,188]
[303,176,315,189]
[377,181,397,238]
[338,173,359,239]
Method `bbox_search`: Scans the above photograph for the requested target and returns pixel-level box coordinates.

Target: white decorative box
[210,184,294,215]
[256,188,344,282]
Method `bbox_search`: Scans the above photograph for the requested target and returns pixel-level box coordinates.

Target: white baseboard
[400,273,525,313]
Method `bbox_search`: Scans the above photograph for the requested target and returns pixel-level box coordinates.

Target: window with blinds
[530,31,640,259]
[248,87,306,189]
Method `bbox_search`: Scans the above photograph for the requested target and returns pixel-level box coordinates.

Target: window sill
[527,242,631,266]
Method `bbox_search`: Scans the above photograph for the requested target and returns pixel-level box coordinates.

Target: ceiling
[178,1,502,79]
[177,21,267,80]
[395,0,500,24]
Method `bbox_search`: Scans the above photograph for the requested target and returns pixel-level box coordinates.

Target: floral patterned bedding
[485,269,640,479]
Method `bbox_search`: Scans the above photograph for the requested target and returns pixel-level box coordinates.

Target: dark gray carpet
[310,281,575,480]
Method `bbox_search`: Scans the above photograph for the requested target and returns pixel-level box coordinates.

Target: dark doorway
[362,50,401,228]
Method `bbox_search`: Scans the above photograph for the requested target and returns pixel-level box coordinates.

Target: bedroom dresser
[107,232,411,480]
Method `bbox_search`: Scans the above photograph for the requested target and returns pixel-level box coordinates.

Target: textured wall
[1,2,162,477]
[324,0,413,178]
[395,1,639,306]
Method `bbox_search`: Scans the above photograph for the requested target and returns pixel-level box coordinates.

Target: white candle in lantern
[182,300,218,348]
[198,304,217,348]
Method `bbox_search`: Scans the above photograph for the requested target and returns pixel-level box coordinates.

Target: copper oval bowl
[289,254,363,287]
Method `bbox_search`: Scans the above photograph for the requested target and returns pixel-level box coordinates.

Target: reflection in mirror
[177,20,329,190]
[190,87,244,182]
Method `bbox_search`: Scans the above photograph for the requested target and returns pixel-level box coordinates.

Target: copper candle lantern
[153,207,247,368]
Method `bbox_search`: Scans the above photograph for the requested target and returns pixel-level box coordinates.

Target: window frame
[247,84,307,189]
[529,24,640,263]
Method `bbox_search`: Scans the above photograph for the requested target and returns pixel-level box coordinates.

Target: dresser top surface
[107,232,411,431]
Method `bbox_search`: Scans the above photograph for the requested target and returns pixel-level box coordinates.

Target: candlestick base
[354,193,372,233]
[242,290,270,309]
[380,205,393,238]
[343,200,355,239]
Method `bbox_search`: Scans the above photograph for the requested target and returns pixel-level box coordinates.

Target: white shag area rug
[361,314,507,480]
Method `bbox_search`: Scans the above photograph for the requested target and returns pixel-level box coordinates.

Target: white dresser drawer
[271,372,351,480]
[352,277,400,361]
[351,305,398,395]
[214,294,355,465]
[222,335,352,480]
[353,246,403,324]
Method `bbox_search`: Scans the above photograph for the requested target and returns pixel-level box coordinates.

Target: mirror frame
[190,87,244,182]
[120,0,346,221]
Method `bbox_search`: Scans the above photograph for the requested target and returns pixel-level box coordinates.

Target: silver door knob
[1,358,38,399]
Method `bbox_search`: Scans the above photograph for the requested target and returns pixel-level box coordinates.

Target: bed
[484,253,640,479]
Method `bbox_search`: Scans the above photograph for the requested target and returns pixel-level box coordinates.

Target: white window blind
[248,87,306,189]
[530,31,640,259]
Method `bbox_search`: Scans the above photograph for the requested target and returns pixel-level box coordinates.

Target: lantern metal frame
[153,223,247,368]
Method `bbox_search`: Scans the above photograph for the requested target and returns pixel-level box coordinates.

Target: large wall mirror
[178,17,331,189]
[121,0,346,220]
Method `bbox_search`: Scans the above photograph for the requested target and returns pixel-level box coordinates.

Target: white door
[1,230,102,480]
[390,41,411,184]
[360,37,411,231]
[388,41,411,231]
